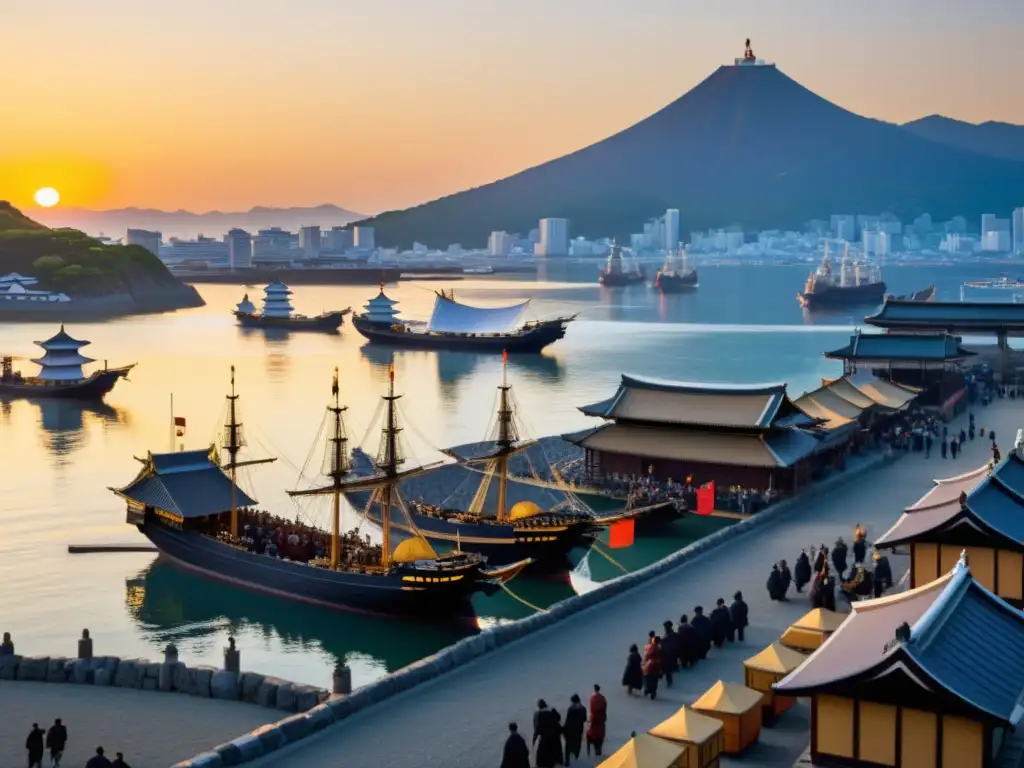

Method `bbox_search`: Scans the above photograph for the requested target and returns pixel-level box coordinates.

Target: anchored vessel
[351,286,574,354]
[654,245,698,293]
[0,325,134,399]
[960,277,1024,304]
[234,281,351,331]
[599,241,645,287]
[112,366,528,617]
[798,242,886,309]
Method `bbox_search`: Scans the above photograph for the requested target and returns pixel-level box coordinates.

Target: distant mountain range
[902,115,1024,163]
[353,62,1024,248]
[32,204,367,241]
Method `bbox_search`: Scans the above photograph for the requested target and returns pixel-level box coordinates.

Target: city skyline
[5,0,1023,215]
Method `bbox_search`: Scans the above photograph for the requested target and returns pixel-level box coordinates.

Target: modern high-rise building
[488,231,513,257]
[299,225,321,258]
[126,228,161,256]
[981,213,998,236]
[537,218,569,257]
[663,209,680,251]
[324,226,353,253]
[353,226,376,250]
[830,214,855,241]
[1014,208,1024,255]
[225,228,252,269]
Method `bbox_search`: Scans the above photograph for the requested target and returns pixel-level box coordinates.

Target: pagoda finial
[379,281,385,294]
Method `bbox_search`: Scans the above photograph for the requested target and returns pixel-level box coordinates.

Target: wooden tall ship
[111,366,528,618]
[653,245,698,293]
[599,241,645,287]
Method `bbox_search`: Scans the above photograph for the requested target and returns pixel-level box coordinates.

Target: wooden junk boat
[234,281,351,332]
[654,245,699,293]
[0,325,134,400]
[599,241,645,287]
[111,366,529,618]
[351,286,574,354]
[350,354,662,569]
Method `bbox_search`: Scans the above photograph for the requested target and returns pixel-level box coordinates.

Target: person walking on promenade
[85,747,112,768]
[26,723,45,768]
[563,694,587,765]
[951,437,959,460]
[872,551,893,598]
[926,433,933,457]
[853,526,868,565]
[691,607,712,659]
[501,723,530,768]
[710,598,731,648]
[729,591,749,641]
[813,545,827,574]
[779,559,793,598]
[960,428,967,447]
[642,635,662,700]
[766,563,782,600]
[111,753,132,768]
[993,443,1002,463]
[794,550,811,593]
[941,436,948,458]
[532,700,562,768]
[832,538,849,578]
[823,568,838,612]
[676,615,696,668]
[46,719,67,767]
[622,644,643,695]
[660,621,679,687]
[586,685,607,757]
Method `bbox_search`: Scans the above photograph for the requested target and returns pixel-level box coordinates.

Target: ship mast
[495,350,515,521]
[326,368,349,568]
[222,365,277,539]
[377,361,403,569]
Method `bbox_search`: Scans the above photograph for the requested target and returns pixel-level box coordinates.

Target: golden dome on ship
[391,537,439,564]
[509,500,545,521]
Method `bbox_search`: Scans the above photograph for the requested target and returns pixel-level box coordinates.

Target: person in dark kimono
[710,598,731,648]
[729,591,749,641]
[642,636,661,700]
[532,700,562,768]
[563,694,587,765]
[46,719,67,768]
[660,621,679,687]
[778,560,792,599]
[832,538,848,578]
[691,606,712,659]
[841,565,873,604]
[586,685,607,757]
[960,428,967,446]
[853,533,868,566]
[111,754,132,768]
[26,723,45,768]
[85,747,112,768]
[676,615,696,668]
[941,436,948,458]
[872,551,893,597]
[622,644,643,695]
[822,570,838,612]
[813,545,828,574]
[794,550,812,593]
[766,563,783,600]
[951,437,959,460]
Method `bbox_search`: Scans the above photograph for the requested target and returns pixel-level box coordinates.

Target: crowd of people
[23,719,132,768]
[883,409,1001,467]
[500,686,608,768]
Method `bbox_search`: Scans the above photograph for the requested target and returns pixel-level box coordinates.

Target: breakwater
[173,449,897,768]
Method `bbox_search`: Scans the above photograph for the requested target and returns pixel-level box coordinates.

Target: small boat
[797,242,886,309]
[234,281,351,331]
[0,325,134,400]
[111,366,529,618]
[599,241,645,287]
[351,286,574,354]
[654,245,698,293]
[960,277,1024,303]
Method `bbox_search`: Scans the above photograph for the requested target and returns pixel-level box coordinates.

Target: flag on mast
[174,416,187,437]
[609,518,635,549]
[388,361,395,382]
[502,349,508,365]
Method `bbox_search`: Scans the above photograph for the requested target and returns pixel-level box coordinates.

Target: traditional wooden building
[648,707,725,768]
[824,331,973,415]
[565,375,823,493]
[599,732,688,768]
[774,554,1024,768]
[743,642,808,724]
[691,681,764,755]
[779,608,846,653]
[875,439,1024,606]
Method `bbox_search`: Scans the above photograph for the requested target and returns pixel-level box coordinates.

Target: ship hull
[234,310,349,331]
[799,281,887,309]
[599,273,646,287]
[351,315,570,354]
[139,523,486,619]
[960,284,1024,303]
[654,271,698,293]
[0,366,133,400]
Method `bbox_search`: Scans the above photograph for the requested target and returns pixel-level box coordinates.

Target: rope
[590,541,629,573]
[898,568,911,587]
[497,580,549,613]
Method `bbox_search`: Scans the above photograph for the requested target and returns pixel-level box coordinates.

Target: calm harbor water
[0,262,1012,689]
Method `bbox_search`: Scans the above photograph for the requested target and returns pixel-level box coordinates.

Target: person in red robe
[642,634,661,700]
[586,684,607,757]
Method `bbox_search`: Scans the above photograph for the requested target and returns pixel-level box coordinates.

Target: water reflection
[2,398,130,459]
[360,344,564,390]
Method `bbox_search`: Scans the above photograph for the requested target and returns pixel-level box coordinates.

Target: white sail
[427,294,529,334]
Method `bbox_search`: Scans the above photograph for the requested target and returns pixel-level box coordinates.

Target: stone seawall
[171,450,897,768]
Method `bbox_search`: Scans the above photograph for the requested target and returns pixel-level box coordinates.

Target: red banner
[173,416,186,427]
[696,481,716,516]
[608,519,635,549]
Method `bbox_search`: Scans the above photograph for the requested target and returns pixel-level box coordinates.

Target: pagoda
[235,293,256,315]
[261,281,294,318]
[362,284,402,326]
[32,325,94,381]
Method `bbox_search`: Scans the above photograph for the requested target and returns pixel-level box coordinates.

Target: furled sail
[427,294,529,334]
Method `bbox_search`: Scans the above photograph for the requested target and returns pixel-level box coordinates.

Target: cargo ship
[654,246,698,293]
[798,243,886,310]
[599,242,645,287]
[960,277,1024,303]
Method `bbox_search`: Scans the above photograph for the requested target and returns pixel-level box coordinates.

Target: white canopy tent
[427,294,529,334]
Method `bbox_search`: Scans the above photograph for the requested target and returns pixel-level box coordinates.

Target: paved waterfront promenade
[254,401,1016,768]
[0,681,273,768]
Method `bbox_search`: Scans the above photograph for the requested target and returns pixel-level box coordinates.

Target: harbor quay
[239,399,1017,768]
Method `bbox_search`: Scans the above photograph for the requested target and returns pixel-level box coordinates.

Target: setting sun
[33,187,60,208]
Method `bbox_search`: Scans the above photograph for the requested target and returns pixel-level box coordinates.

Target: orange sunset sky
[3,0,1022,215]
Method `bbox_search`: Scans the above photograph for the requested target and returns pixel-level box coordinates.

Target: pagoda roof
[794,374,919,431]
[844,372,919,410]
[775,555,1024,726]
[875,449,1024,549]
[824,331,974,363]
[692,681,763,715]
[563,421,820,468]
[264,280,292,293]
[600,733,686,768]
[366,288,399,308]
[578,374,819,430]
[867,299,1024,332]
[35,324,90,351]
[112,446,256,520]
[648,706,723,745]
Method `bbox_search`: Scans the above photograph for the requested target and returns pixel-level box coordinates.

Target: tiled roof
[825,331,973,362]
[868,300,1024,330]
